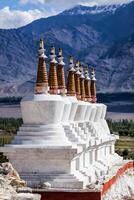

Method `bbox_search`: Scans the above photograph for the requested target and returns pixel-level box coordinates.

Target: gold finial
[68,56,75,73]
[58,48,63,57]
[91,67,96,81]
[39,38,44,49]
[48,46,58,94]
[91,67,94,73]
[75,60,80,68]
[59,48,62,53]
[75,60,81,76]
[50,46,55,54]
[69,56,73,64]
[76,60,80,65]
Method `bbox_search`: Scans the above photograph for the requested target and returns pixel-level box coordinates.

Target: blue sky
[0,0,53,11]
[0,0,132,29]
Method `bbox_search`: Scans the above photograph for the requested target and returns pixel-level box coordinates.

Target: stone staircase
[12,124,71,146]
[20,172,83,189]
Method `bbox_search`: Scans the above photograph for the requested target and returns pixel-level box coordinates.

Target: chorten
[74,60,81,100]
[57,48,66,94]
[90,68,97,103]
[66,56,79,123]
[35,39,48,94]
[84,68,91,102]
[79,66,86,101]
[67,56,76,96]
[48,46,58,94]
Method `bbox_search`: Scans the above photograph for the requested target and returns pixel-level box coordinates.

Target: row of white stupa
[1,39,123,190]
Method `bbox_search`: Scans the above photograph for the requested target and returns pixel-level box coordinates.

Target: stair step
[18,131,64,136]
[25,179,83,189]
[20,173,75,177]
[20,172,84,189]
[20,126,64,132]
[49,181,83,189]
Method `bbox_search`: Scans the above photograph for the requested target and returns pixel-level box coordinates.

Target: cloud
[84,0,132,5]
[19,0,133,14]
[0,6,57,29]
[20,0,47,5]
[19,0,132,7]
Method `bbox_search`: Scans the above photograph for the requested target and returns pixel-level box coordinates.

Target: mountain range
[0,1,134,96]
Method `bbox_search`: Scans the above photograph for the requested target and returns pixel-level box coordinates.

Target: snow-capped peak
[60,3,128,16]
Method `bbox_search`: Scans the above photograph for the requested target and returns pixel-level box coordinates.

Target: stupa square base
[1,146,84,189]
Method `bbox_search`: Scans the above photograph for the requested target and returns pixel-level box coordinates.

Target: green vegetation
[115,137,134,160]
[0,134,14,162]
[0,135,14,146]
[107,119,134,137]
[0,118,23,134]
[0,118,22,162]
[108,119,134,159]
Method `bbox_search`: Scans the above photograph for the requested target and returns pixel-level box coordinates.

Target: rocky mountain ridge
[60,4,122,15]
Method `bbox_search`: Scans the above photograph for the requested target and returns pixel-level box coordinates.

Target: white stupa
[1,39,133,199]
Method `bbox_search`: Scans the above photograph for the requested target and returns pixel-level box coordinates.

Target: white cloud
[20,0,132,6]
[19,0,133,13]
[20,0,47,5]
[0,6,57,29]
[80,0,132,5]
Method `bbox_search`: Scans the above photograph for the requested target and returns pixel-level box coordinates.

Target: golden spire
[84,67,91,102]
[39,38,44,49]
[35,38,48,94]
[80,66,86,101]
[48,46,58,94]
[57,48,66,95]
[74,60,81,100]
[67,56,76,96]
[90,68,97,103]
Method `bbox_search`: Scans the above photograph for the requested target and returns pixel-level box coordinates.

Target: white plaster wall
[21,95,65,124]
[89,106,97,121]
[84,104,92,121]
[68,96,78,122]
[61,96,71,123]
[94,104,103,122]
[74,101,87,122]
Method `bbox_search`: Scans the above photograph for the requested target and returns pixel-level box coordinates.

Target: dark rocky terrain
[0,1,134,96]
